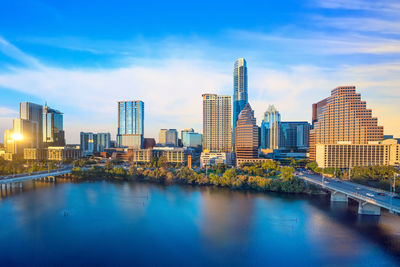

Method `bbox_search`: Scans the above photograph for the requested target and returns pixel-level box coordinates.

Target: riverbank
[70,166,323,195]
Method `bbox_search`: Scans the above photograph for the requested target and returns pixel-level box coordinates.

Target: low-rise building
[200,152,234,168]
[236,158,273,168]
[130,147,192,164]
[47,146,81,161]
[316,139,400,168]
[24,148,48,161]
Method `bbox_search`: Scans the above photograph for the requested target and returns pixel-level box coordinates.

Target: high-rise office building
[260,105,281,150]
[43,105,65,147]
[235,103,258,160]
[181,128,194,146]
[185,132,203,148]
[159,129,178,146]
[233,58,248,148]
[97,133,111,152]
[279,122,310,150]
[311,86,384,164]
[80,132,98,156]
[117,101,144,148]
[202,94,232,153]
[20,102,43,148]
[7,118,38,155]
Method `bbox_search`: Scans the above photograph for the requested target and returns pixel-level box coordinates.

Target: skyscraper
[279,122,310,150]
[235,103,258,160]
[117,101,144,148]
[181,128,194,146]
[310,85,384,163]
[97,133,111,152]
[260,105,281,150]
[233,58,248,148]
[202,94,232,152]
[43,104,65,147]
[20,102,43,148]
[80,132,98,156]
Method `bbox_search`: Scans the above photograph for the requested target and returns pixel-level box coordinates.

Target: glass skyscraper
[260,105,281,150]
[20,102,43,148]
[233,58,248,149]
[43,105,65,147]
[117,101,144,148]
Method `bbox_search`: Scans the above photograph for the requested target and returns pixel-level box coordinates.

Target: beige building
[47,146,81,161]
[24,148,48,161]
[316,139,400,168]
[202,94,232,153]
[131,148,191,164]
[310,86,386,168]
[158,129,178,146]
[200,152,234,168]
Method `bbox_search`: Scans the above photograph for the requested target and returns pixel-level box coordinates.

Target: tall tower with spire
[233,58,248,149]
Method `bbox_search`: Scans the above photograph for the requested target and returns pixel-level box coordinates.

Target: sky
[0,0,399,143]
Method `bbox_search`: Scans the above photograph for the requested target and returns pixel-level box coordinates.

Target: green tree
[280,166,295,180]
[105,160,114,171]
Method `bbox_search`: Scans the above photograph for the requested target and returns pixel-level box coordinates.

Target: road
[297,171,400,214]
[0,167,72,184]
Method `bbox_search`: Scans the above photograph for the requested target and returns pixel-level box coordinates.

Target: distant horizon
[1,0,399,143]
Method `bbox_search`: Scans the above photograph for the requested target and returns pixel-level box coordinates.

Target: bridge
[0,168,73,189]
[297,171,400,216]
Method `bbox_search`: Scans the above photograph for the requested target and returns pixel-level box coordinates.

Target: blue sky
[1,0,399,143]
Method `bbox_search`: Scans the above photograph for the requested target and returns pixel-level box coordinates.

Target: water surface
[0,180,399,266]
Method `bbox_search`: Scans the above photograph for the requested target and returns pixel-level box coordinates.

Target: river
[0,180,399,266]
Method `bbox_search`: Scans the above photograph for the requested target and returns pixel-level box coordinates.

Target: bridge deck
[0,169,72,185]
[298,172,400,214]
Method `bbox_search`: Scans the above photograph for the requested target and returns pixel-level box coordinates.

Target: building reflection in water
[199,187,255,249]
[306,196,400,261]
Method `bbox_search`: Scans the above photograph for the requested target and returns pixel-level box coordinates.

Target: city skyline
[1,0,400,143]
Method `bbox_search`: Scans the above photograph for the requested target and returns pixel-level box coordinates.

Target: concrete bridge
[0,168,72,190]
[298,172,400,216]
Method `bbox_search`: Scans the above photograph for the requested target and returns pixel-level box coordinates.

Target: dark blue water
[0,180,399,266]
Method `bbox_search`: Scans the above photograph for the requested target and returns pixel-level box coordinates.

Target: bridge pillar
[330,191,348,202]
[358,202,381,216]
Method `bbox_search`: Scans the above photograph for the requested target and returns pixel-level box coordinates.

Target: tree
[306,161,318,171]
[280,166,295,180]
[157,156,168,168]
[105,160,114,171]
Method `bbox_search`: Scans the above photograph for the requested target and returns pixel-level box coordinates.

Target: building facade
[97,133,111,152]
[131,148,192,164]
[181,128,194,146]
[185,132,203,148]
[316,139,400,168]
[117,101,144,148]
[279,121,310,150]
[47,146,81,161]
[233,58,248,148]
[80,132,98,156]
[202,94,232,152]
[159,129,178,146]
[235,103,258,161]
[200,152,234,168]
[260,105,281,150]
[310,86,384,163]
[20,102,43,148]
[43,105,65,147]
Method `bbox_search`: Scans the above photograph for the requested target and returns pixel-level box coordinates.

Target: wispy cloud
[315,0,400,13]
[0,37,43,69]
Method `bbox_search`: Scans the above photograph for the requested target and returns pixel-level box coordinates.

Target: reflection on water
[0,180,399,266]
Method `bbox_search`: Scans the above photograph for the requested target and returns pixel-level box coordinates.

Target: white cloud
[1,28,400,143]
[314,0,400,13]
